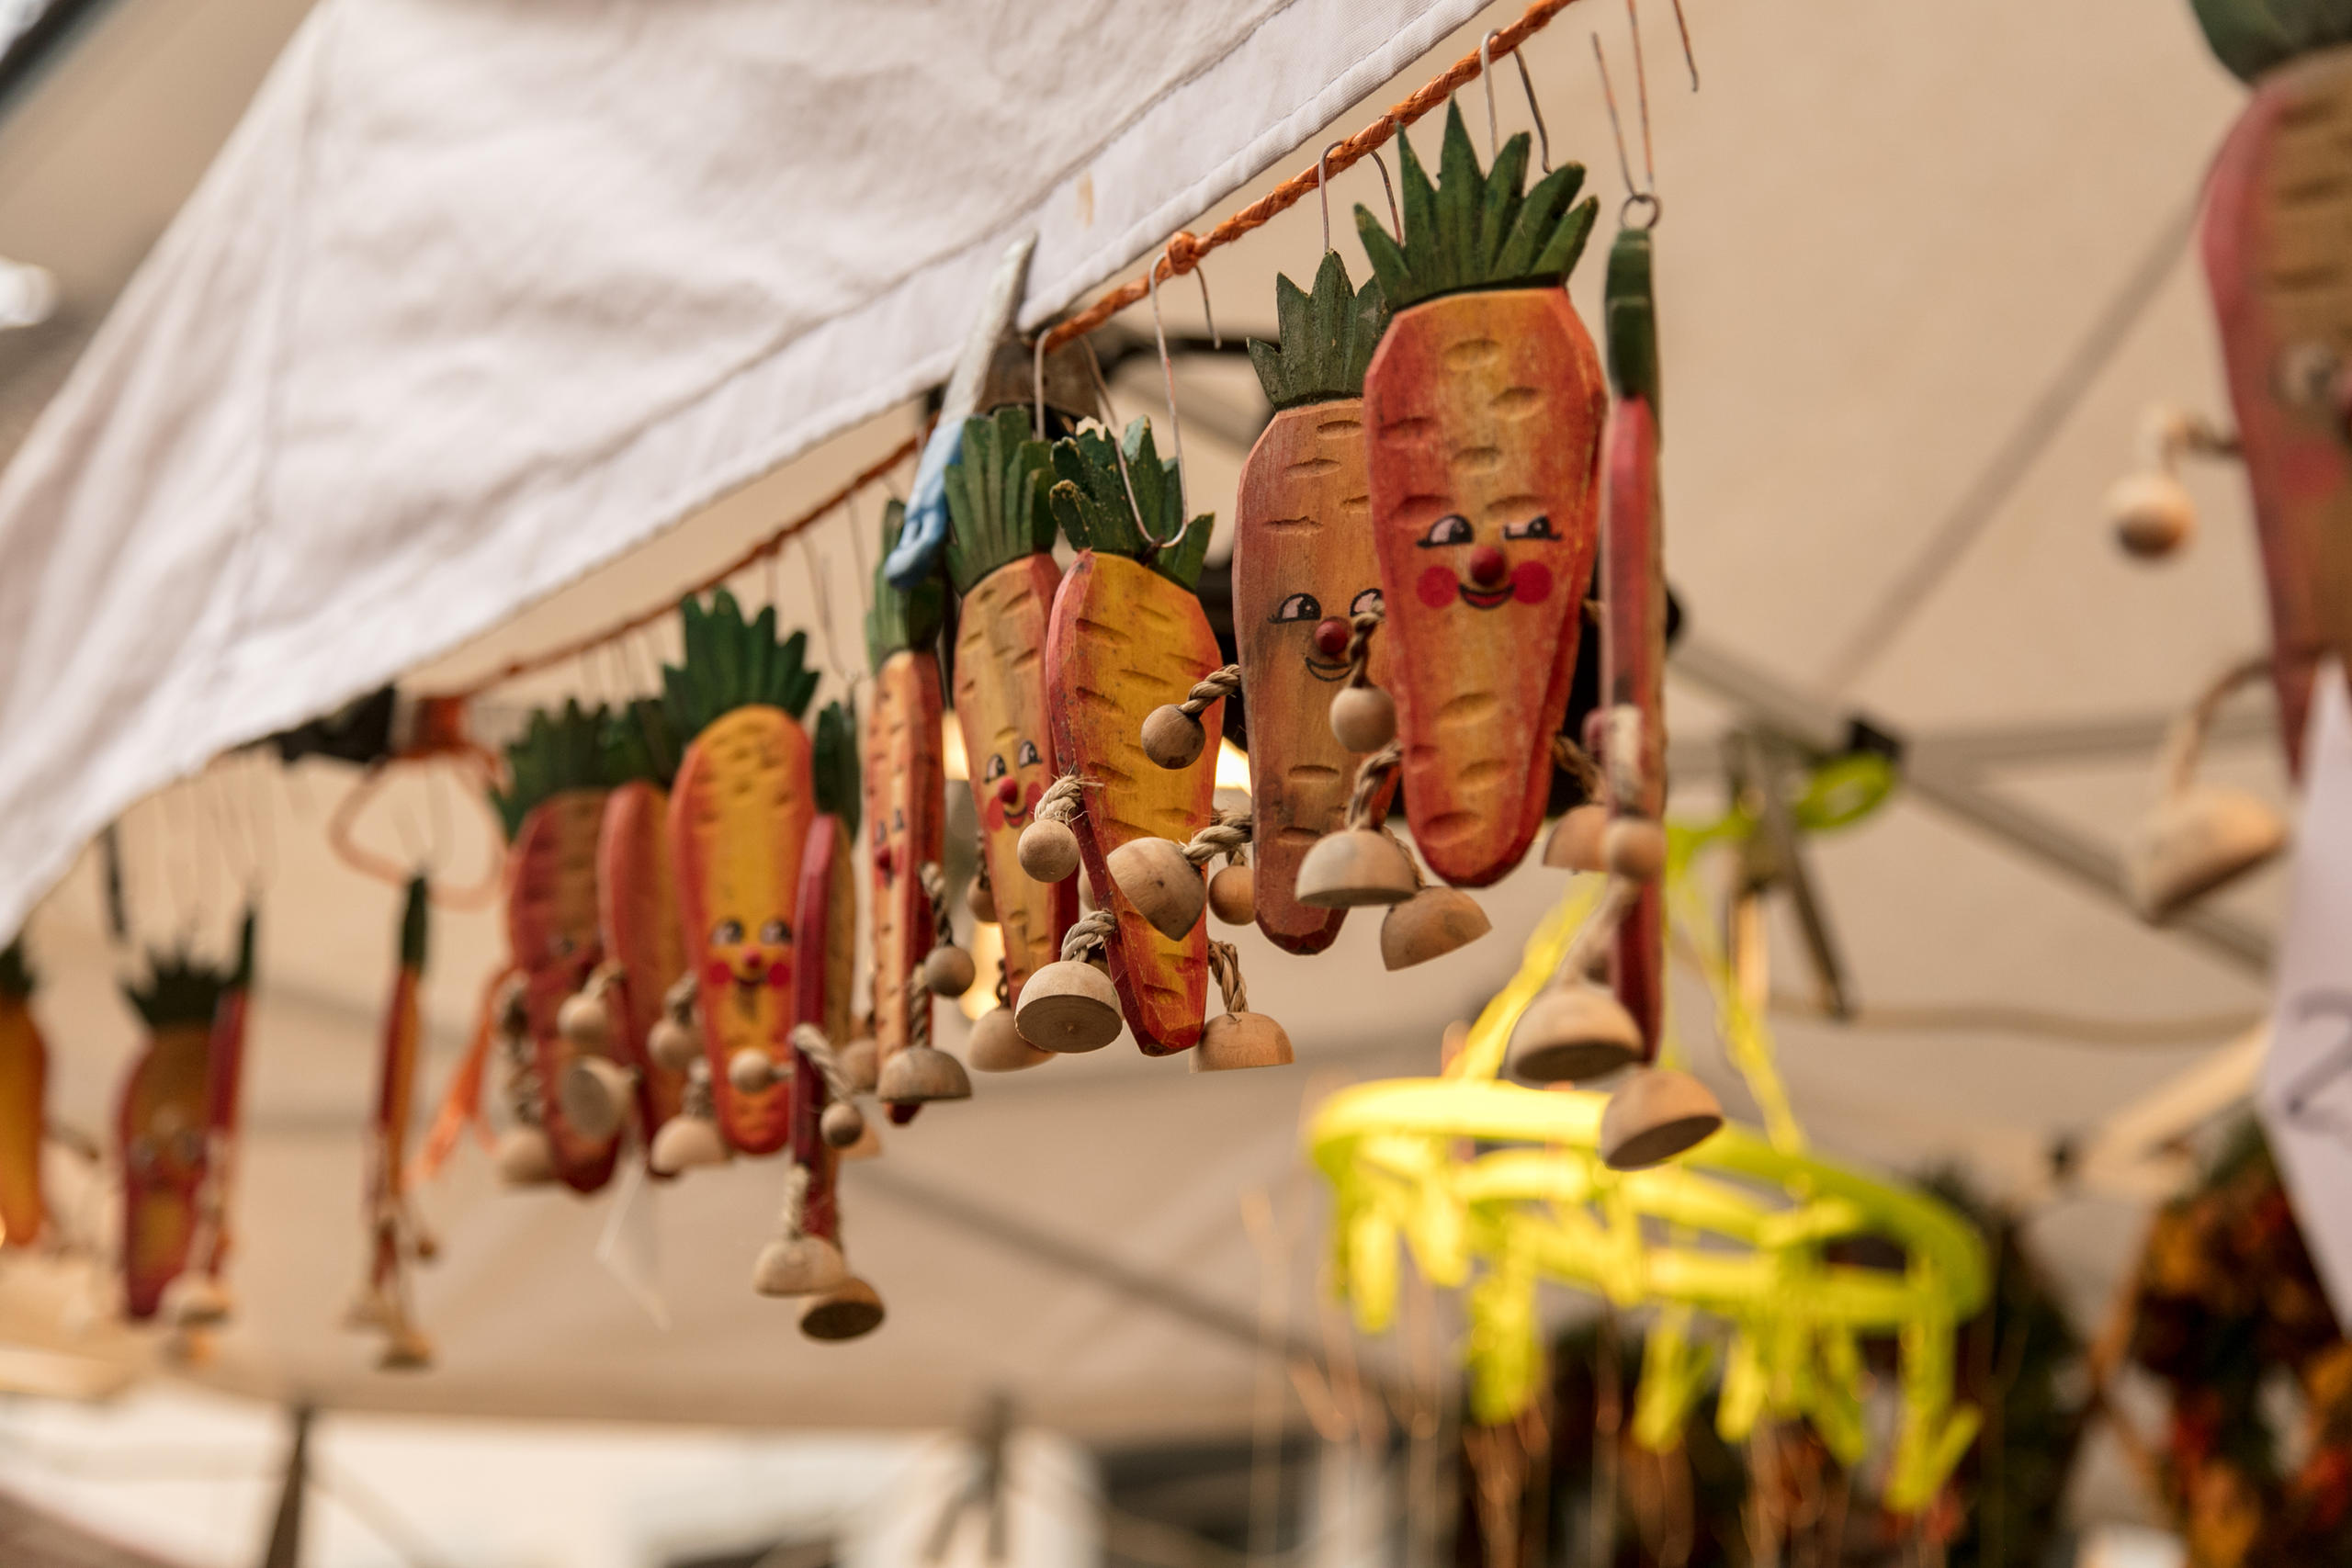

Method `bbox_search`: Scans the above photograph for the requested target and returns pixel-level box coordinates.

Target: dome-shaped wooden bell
[1380,886,1490,970]
[1108,837,1206,939]
[559,1055,634,1142]
[377,1325,435,1372]
[2126,784,2287,923]
[878,1044,973,1105]
[752,1233,848,1298]
[1013,960,1124,1053]
[1599,1067,1724,1170]
[798,1276,887,1341]
[968,1006,1052,1072]
[1506,983,1643,1084]
[493,1125,558,1186]
[1018,818,1081,882]
[648,1113,728,1175]
[1193,1010,1294,1073]
[1542,805,1609,871]
[1295,829,1419,908]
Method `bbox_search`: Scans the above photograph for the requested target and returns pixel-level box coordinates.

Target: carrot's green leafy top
[0,939,30,1000]
[944,407,1057,593]
[1248,251,1389,411]
[123,948,233,1031]
[491,700,610,840]
[662,590,820,745]
[2193,0,2352,81]
[814,700,860,836]
[604,698,683,790]
[398,875,429,974]
[1605,226,1658,415]
[866,501,948,668]
[1355,100,1598,311]
[1047,418,1214,592]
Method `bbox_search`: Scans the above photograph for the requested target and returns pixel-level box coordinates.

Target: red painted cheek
[764,958,793,990]
[704,957,736,987]
[1417,565,1456,609]
[1511,562,1554,604]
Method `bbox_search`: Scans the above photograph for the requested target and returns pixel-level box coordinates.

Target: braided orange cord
[1039,0,1585,354]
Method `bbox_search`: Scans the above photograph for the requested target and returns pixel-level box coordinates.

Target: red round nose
[1313,617,1351,658]
[875,844,895,875]
[996,775,1022,806]
[1469,545,1508,586]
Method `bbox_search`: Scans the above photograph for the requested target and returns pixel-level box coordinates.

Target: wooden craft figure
[585,700,690,1164]
[0,940,44,1249]
[164,908,256,1328]
[944,407,1078,1061]
[489,701,617,1192]
[1351,101,1605,888]
[118,937,246,1321]
[350,877,435,1370]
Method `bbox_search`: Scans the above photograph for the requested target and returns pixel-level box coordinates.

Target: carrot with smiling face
[1356,101,1604,887]
[663,592,820,1156]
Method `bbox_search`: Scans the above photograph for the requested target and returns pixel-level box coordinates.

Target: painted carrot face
[1356,101,1604,888]
[119,949,235,1319]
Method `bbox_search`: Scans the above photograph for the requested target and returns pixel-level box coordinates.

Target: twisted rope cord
[680,1055,716,1120]
[1060,907,1118,963]
[775,1159,811,1239]
[1178,664,1243,718]
[1343,607,1385,689]
[1207,940,1248,1015]
[1551,877,1637,987]
[1036,773,1084,826]
[1182,808,1253,869]
[1344,741,1404,830]
[1552,734,1601,801]
[1039,0,1584,353]
[790,1023,857,1106]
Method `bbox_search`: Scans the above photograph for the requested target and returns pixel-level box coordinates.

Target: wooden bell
[1380,886,1491,970]
[1603,818,1667,882]
[837,1034,879,1095]
[1193,1011,1294,1072]
[376,1325,435,1372]
[922,944,978,997]
[752,1234,848,1298]
[1108,837,1206,939]
[1142,704,1209,769]
[1329,685,1396,753]
[877,1044,973,1104]
[1599,1067,1724,1170]
[798,1276,887,1341]
[559,1055,634,1142]
[1013,960,1124,1052]
[163,1274,231,1330]
[1018,818,1081,882]
[1208,864,1255,925]
[968,1006,1052,1071]
[728,1047,783,1096]
[556,989,612,1053]
[966,875,998,924]
[493,1125,558,1186]
[2127,784,2286,922]
[820,1099,866,1149]
[648,1112,728,1174]
[1506,984,1643,1084]
[647,1016,702,1074]
[2106,470,2196,559]
[1295,829,1419,908]
[1542,805,1609,871]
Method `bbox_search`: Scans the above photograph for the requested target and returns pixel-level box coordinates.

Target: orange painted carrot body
[0,953,43,1247]
[1235,399,1397,952]
[507,787,615,1192]
[670,705,813,1156]
[1363,288,1606,886]
[119,1021,209,1319]
[954,555,1076,1004]
[598,780,688,1142]
[865,650,944,1078]
[1046,551,1222,1053]
[795,815,856,1052]
[367,879,426,1301]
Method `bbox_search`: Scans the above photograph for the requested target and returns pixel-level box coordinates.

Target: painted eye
[892,808,905,830]
[711,919,743,947]
[1502,514,1556,542]
[1272,592,1322,623]
[1016,739,1042,767]
[549,933,575,959]
[1417,514,1474,547]
[759,919,789,944]
[1349,588,1385,619]
[983,753,1008,783]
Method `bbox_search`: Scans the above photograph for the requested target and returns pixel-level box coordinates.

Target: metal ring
[1621,191,1663,231]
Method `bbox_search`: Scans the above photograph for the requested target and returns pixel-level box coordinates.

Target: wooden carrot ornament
[167,907,255,1327]
[589,700,690,1161]
[663,592,822,1157]
[0,939,46,1249]
[118,943,242,1320]
[944,407,1078,1043]
[351,876,435,1370]
[1039,419,1219,1055]
[490,702,617,1193]
[1354,101,1605,887]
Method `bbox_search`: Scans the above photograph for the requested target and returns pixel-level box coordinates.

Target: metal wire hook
[1513,46,1552,174]
[1033,331,1048,441]
[1669,0,1699,90]
[1480,32,1501,163]
[1145,262,1189,543]
[1318,141,1341,254]
[1077,335,1167,552]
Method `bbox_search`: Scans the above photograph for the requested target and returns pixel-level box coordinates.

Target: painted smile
[1456,582,1514,610]
[1305,656,1350,682]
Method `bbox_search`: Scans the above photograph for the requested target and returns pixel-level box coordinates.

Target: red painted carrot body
[865,650,944,1078]
[598,779,687,1142]
[0,942,45,1247]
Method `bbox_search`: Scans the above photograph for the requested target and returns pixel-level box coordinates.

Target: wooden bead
[1602,818,1668,882]
[558,1055,634,1142]
[2106,471,2196,559]
[648,1113,728,1174]
[837,1035,879,1094]
[1295,828,1418,908]
[752,1234,847,1298]
[967,1006,1052,1072]
[966,875,998,924]
[1542,805,1609,872]
[1142,704,1207,770]
[556,990,612,1052]
[2126,784,2287,922]
[1013,960,1124,1053]
[1017,818,1081,882]
[647,1016,701,1074]
[1505,983,1642,1084]
[877,1043,973,1104]
[1107,836,1207,939]
[729,1048,782,1095]
[1329,684,1396,753]
[493,1125,557,1186]
[922,943,978,996]
[1193,1010,1295,1073]
[164,1274,231,1329]
[1379,886,1490,970]
[820,1100,866,1149]
[1599,1067,1724,1170]
[798,1276,886,1341]
[1207,864,1256,926]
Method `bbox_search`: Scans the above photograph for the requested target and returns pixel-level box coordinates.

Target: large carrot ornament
[597,700,690,1152]
[1354,101,1605,887]
[944,408,1078,1017]
[0,940,45,1247]
[118,948,235,1320]
[491,702,616,1193]
[353,876,435,1369]
[664,592,821,1156]
[1040,419,1219,1055]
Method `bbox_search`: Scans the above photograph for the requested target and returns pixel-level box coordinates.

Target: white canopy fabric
[0,0,1493,945]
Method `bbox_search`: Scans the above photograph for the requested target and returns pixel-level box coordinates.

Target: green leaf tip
[604,698,684,790]
[944,406,1057,593]
[660,589,822,747]
[813,700,861,836]
[1046,417,1214,592]
[1605,226,1659,418]
[491,699,610,840]
[399,875,430,973]
[2193,0,2352,81]
[123,947,234,1031]
[1353,99,1598,311]
[0,939,31,1000]
[866,499,948,667]
[1246,251,1390,411]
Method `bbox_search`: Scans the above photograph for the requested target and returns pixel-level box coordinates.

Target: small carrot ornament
[944,408,1078,1037]
[168,907,255,1326]
[1040,419,1219,1054]
[664,592,821,1156]
[1354,101,1605,887]
[118,944,240,1320]
[352,876,435,1369]
[596,700,690,1156]
[0,939,46,1248]
[491,702,617,1193]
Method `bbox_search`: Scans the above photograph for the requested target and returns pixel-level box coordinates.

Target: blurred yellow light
[958,919,1002,1021]
[942,711,968,782]
[1216,737,1250,795]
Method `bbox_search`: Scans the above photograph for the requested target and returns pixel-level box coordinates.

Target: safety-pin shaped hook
[1591,28,1661,229]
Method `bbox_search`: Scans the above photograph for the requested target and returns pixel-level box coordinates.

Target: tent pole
[260,1404,313,1568]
